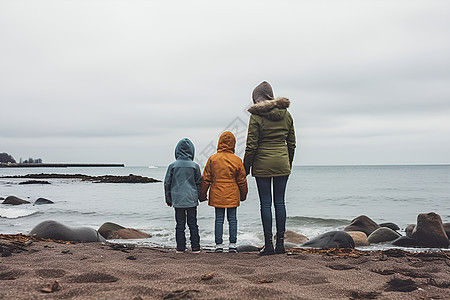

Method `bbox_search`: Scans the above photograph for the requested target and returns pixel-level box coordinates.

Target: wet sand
[1,235,449,299]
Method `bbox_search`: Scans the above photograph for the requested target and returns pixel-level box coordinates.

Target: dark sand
[1,235,449,299]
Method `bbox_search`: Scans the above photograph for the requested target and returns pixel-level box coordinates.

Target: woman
[244,81,296,255]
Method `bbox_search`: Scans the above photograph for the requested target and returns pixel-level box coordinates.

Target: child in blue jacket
[164,138,202,253]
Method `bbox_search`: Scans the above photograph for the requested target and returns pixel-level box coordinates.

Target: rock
[108,228,151,239]
[237,245,259,252]
[2,196,31,205]
[29,220,106,242]
[98,222,150,239]
[284,242,298,249]
[33,198,54,205]
[19,180,51,185]
[391,236,421,247]
[405,224,415,238]
[368,227,401,244]
[443,223,450,239]
[411,212,449,247]
[378,222,400,231]
[284,230,308,244]
[344,215,380,236]
[346,231,369,246]
[301,231,355,249]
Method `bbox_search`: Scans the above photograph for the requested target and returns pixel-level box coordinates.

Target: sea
[1,165,449,251]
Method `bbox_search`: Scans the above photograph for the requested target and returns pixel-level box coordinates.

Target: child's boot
[275,233,285,254]
[259,234,275,256]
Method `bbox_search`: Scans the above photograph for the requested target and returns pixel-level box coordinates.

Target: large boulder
[29,220,106,242]
[2,195,31,205]
[411,212,449,247]
[301,231,355,249]
[346,231,369,246]
[391,236,421,247]
[284,230,308,244]
[368,227,401,244]
[33,198,54,205]
[378,222,400,231]
[344,215,380,236]
[98,222,151,239]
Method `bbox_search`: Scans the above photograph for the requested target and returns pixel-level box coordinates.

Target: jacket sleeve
[200,158,212,201]
[236,159,248,201]
[194,164,202,201]
[163,164,174,205]
[286,113,296,168]
[243,115,259,175]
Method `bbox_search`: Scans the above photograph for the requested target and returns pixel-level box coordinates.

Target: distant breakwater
[0,163,125,168]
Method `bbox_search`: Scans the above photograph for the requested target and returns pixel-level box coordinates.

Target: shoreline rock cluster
[1,195,54,206]
[1,173,161,183]
[285,213,450,250]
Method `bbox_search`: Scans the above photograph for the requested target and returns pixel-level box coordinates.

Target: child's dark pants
[175,207,200,251]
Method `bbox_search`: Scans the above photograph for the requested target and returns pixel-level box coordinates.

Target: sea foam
[0,207,38,219]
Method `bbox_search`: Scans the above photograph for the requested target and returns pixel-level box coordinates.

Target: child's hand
[166,203,172,207]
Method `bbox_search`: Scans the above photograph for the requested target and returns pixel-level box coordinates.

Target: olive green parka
[243,97,296,177]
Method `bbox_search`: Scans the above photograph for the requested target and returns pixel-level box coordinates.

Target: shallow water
[1,165,449,250]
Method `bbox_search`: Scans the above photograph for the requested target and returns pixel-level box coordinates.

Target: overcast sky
[1,0,449,166]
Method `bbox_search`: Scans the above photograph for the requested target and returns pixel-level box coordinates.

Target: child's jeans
[215,207,237,244]
[175,207,200,250]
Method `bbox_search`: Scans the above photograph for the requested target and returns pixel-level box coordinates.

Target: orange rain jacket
[200,131,248,208]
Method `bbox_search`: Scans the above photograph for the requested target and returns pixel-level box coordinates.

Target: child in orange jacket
[200,131,248,253]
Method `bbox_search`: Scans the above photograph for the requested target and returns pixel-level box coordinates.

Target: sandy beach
[1,235,449,299]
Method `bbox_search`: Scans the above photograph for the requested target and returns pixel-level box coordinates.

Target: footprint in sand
[67,272,119,283]
[35,268,66,278]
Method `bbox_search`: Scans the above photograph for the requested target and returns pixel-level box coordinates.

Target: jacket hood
[247,97,290,121]
[217,131,236,153]
[252,81,274,104]
[175,138,195,160]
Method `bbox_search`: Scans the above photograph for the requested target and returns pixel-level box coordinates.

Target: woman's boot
[275,233,285,254]
[259,234,275,256]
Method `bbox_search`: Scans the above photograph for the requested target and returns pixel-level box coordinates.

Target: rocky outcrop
[284,230,308,244]
[301,231,354,249]
[1,173,161,183]
[368,227,401,244]
[98,222,151,239]
[344,215,380,236]
[346,231,369,246]
[411,212,449,247]
[2,196,31,205]
[19,180,51,185]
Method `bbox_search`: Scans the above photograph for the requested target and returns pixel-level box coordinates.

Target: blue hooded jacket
[164,138,201,208]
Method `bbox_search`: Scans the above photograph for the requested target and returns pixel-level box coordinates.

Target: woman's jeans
[255,176,289,237]
[175,207,200,250]
[215,207,237,244]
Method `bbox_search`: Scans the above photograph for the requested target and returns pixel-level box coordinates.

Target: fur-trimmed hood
[247,97,290,121]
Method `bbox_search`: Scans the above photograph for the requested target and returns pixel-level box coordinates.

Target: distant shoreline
[0,163,125,168]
